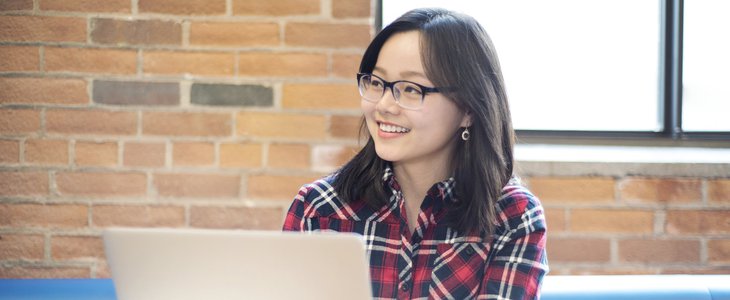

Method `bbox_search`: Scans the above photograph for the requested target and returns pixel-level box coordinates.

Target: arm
[479,191,549,300]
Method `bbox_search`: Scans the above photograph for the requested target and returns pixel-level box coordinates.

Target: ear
[460,111,472,128]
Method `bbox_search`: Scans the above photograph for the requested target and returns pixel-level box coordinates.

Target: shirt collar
[382,165,456,210]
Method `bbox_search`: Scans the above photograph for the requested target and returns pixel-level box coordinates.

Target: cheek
[361,99,373,113]
[361,101,377,130]
[361,101,376,121]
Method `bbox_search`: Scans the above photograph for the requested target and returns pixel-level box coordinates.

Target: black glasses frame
[356,73,443,107]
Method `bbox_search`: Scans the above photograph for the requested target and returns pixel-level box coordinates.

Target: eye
[370,79,385,89]
[402,84,423,95]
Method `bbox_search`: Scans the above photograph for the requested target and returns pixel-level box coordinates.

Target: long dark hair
[334,8,515,238]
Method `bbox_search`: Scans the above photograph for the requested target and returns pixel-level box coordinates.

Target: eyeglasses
[356,73,445,110]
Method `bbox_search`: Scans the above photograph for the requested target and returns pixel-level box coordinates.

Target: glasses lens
[394,82,424,109]
[358,74,384,102]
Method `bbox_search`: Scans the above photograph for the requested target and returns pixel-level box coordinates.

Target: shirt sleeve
[479,189,549,300]
[281,184,312,232]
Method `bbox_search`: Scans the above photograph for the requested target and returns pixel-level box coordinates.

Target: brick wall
[522,172,730,275]
[1,0,728,279]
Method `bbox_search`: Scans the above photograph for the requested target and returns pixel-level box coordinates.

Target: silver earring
[461,127,470,141]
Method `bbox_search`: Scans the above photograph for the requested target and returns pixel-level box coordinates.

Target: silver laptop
[103,227,373,300]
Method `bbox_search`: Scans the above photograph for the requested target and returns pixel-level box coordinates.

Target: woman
[283,7,548,299]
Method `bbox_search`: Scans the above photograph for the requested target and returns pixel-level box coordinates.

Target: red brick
[661,267,730,275]
[219,142,262,168]
[190,22,279,46]
[0,171,49,196]
[0,109,41,135]
[45,47,136,74]
[546,238,610,263]
[567,268,658,276]
[332,0,370,18]
[139,0,225,15]
[123,142,165,167]
[0,203,88,228]
[96,260,111,278]
[0,140,20,163]
[247,174,319,200]
[91,18,181,46]
[143,112,231,137]
[51,235,104,260]
[312,144,357,171]
[571,209,654,234]
[75,141,118,167]
[24,139,68,165]
[332,53,362,77]
[268,143,310,169]
[0,16,86,42]
[0,266,89,279]
[41,0,130,13]
[0,234,45,260]
[0,0,33,10]
[233,0,319,16]
[92,205,185,227]
[286,22,370,48]
[46,109,136,136]
[0,45,39,71]
[56,172,146,197]
[154,173,240,198]
[619,239,700,263]
[526,177,615,204]
[708,239,730,264]
[282,83,360,109]
[709,179,730,203]
[330,115,363,140]
[143,51,234,76]
[620,177,702,203]
[666,210,730,235]
[172,142,214,167]
[190,206,284,230]
[0,77,88,105]
[238,52,327,77]
[544,208,566,233]
[236,112,327,139]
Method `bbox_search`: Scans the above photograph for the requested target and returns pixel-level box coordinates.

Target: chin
[373,145,399,163]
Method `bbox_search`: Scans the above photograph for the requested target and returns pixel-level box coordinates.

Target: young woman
[283,7,548,299]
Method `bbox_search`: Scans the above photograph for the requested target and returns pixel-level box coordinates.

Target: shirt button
[401,282,410,291]
[466,247,475,255]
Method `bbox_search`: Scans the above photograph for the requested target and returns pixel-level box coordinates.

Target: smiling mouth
[378,122,411,133]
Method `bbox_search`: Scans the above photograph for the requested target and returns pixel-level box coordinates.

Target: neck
[393,158,452,235]
[393,161,450,195]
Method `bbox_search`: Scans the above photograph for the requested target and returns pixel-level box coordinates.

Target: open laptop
[103,227,373,300]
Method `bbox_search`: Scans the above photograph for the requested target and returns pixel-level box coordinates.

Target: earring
[461,127,470,141]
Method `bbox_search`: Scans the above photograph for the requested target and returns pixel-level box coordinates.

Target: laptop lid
[103,227,372,300]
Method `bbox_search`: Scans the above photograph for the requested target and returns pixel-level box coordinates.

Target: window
[682,0,730,132]
[380,0,730,140]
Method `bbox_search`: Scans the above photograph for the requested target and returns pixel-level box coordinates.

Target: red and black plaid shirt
[283,167,548,299]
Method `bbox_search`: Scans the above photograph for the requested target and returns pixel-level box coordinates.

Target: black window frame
[376,0,730,146]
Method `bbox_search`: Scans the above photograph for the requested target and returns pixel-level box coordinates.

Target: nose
[374,86,401,114]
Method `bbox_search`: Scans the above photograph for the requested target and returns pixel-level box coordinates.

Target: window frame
[376,0,730,146]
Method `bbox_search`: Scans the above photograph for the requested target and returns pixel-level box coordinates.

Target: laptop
[103,227,373,300]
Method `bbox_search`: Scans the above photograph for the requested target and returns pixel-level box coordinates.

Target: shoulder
[494,176,546,232]
[291,174,359,219]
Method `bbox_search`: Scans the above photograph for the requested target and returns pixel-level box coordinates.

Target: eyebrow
[373,66,429,81]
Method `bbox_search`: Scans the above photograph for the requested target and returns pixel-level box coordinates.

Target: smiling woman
[283,7,548,300]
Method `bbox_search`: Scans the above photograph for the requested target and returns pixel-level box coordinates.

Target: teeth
[379,123,410,133]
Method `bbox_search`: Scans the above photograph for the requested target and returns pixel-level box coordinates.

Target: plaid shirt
[283,167,548,300]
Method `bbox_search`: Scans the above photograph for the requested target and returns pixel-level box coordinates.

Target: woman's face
[362,30,470,168]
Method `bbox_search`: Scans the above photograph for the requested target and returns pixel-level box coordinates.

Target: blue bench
[0,275,728,299]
